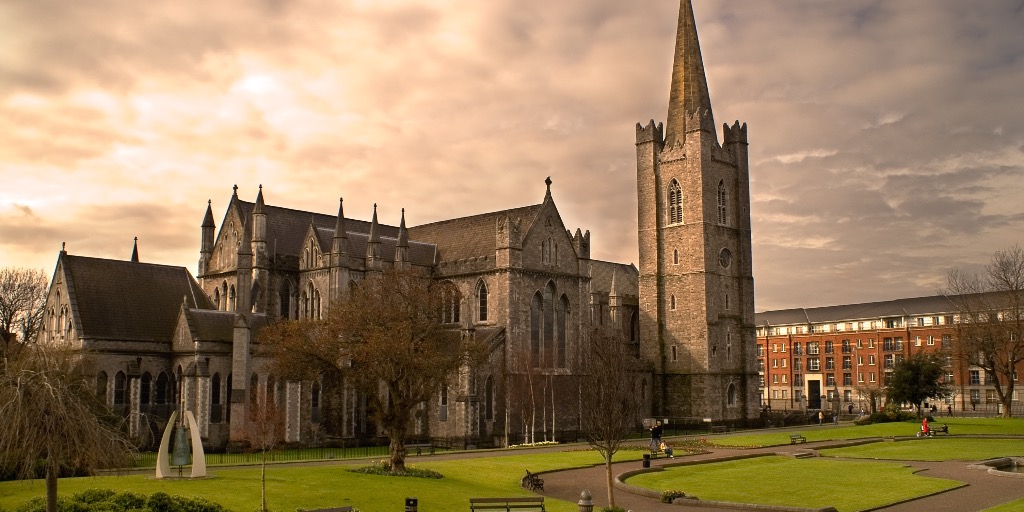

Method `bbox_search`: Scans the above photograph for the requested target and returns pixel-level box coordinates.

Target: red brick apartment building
[755,294,1022,415]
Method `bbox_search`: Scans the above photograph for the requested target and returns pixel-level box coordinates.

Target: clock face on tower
[719,248,732,269]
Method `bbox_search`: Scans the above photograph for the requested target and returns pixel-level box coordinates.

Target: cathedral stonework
[35,0,758,451]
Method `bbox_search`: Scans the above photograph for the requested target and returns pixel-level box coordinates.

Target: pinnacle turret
[131,237,139,262]
[332,197,348,256]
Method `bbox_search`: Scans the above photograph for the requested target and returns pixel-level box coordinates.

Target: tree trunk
[605,455,615,507]
[389,423,408,473]
[46,462,58,512]
[261,450,267,512]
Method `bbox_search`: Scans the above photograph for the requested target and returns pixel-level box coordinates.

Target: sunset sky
[2,0,1023,311]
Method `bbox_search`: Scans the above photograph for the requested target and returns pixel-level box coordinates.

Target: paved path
[539,437,1024,512]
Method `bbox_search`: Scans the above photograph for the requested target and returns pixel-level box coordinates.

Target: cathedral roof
[408,204,543,262]
[235,200,400,259]
[591,260,639,298]
[183,309,236,342]
[59,254,214,342]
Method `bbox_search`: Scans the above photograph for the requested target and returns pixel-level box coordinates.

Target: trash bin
[642,454,651,468]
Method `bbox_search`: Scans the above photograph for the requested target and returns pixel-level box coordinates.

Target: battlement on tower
[722,120,748,144]
[683,108,716,134]
[635,120,664,144]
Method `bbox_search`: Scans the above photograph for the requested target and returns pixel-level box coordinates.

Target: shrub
[600,507,627,512]
[348,460,443,479]
[661,490,687,503]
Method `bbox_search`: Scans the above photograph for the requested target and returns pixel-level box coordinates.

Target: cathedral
[36,0,758,450]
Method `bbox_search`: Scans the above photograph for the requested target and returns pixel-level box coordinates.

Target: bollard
[642,453,651,468]
[405,497,417,512]
[577,490,593,512]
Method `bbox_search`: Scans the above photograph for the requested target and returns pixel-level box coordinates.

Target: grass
[0,450,640,512]
[984,497,1024,511]
[626,455,962,512]
[820,437,1024,461]
[701,417,1024,447]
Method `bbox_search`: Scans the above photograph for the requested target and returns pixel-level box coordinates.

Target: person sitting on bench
[660,442,674,459]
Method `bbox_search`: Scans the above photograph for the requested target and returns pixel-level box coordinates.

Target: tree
[579,328,645,509]
[0,345,136,512]
[854,382,884,414]
[946,245,1024,418]
[0,267,48,365]
[262,269,478,473]
[244,402,284,512]
[884,353,953,418]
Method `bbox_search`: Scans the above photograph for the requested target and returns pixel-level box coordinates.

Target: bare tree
[244,402,284,512]
[0,345,136,512]
[0,267,48,365]
[854,382,884,414]
[261,269,480,473]
[946,245,1024,418]
[579,328,645,509]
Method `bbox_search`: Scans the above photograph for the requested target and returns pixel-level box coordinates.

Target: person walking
[818,410,824,425]
[947,404,953,417]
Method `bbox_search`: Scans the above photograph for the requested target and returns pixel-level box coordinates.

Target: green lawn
[626,455,962,512]
[820,438,1024,461]
[0,450,638,512]
[983,497,1024,511]
[701,417,1024,447]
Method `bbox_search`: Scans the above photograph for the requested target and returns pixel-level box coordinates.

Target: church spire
[332,197,348,256]
[131,237,139,262]
[665,0,716,147]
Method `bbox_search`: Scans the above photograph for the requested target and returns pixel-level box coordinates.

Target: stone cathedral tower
[636,0,758,422]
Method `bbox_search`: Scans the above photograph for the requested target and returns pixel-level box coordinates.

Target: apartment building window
[782,390,788,399]
[970,389,980,404]
[826,374,835,386]
[844,390,852,402]
[759,375,765,387]
[757,345,764,357]
[985,371,995,386]
[843,373,852,386]
[758,360,765,372]
[773,344,778,353]
[914,336,922,347]
[794,359,802,371]
[969,370,981,385]
[868,339,875,348]
[856,339,863,349]
[884,354,895,369]
[847,323,854,331]
[782,359,787,368]
[945,315,954,325]
[945,371,954,384]
[794,374,803,386]
[773,359,778,368]
[808,342,820,355]
[858,372,864,383]
[808,358,820,371]
[793,342,803,355]
[942,335,951,349]
[825,340,834,354]
[842,356,851,370]
[841,340,851,353]
[825,357,835,370]
[927,335,935,346]
[869,372,876,383]
[782,374,788,383]
[885,318,899,328]
[986,390,998,403]
[884,337,894,351]
[868,355,875,365]
[773,390,779,399]
[781,344,787,353]
[857,355,863,366]
[773,374,779,384]
[895,337,903,350]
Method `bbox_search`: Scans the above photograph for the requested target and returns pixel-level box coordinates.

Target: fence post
[577,490,593,512]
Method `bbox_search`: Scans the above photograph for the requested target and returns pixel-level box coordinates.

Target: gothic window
[140,372,151,405]
[313,289,322,320]
[668,179,683,224]
[477,281,488,322]
[113,371,126,406]
[557,294,569,368]
[311,381,321,423]
[211,373,221,423]
[250,373,259,406]
[302,290,310,319]
[717,180,728,225]
[440,283,461,324]
[279,281,292,320]
[96,371,107,403]
[155,372,168,404]
[226,373,233,423]
[439,386,449,421]
[530,292,542,367]
[630,310,639,344]
[221,282,228,311]
[484,376,494,420]
[543,283,555,367]
[214,288,221,310]
[727,383,736,406]
[229,285,236,311]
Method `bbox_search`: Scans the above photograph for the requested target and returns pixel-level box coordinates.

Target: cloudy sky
[2,0,1023,311]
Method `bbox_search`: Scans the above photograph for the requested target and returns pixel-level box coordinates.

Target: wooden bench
[711,425,728,434]
[789,434,807,444]
[520,470,544,491]
[932,424,949,435]
[408,443,435,456]
[470,497,545,511]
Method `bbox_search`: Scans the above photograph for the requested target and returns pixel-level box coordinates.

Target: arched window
[279,281,292,320]
[214,288,221,310]
[140,372,151,405]
[114,371,127,405]
[302,290,310,319]
[440,283,460,324]
[211,373,221,423]
[226,373,233,423]
[717,180,728,225]
[311,381,321,423]
[229,285,236,311]
[155,372,168,404]
[673,249,679,265]
[727,382,736,406]
[96,371,108,402]
[221,282,228,311]
[477,281,488,322]
[630,310,640,344]
[670,294,676,311]
[530,292,542,367]
[557,295,569,368]
[439,385,449,422]
[543,283,555,367]
[313,289,322,320]
[484,376,494,421]
[668,179,683,224]
[250,373,259,406]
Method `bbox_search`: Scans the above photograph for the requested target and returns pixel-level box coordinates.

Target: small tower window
[717,180,728,225]
[668,180,683,224]
[673,249,679,265]
[670,294,676,310]
[671,345,678,362]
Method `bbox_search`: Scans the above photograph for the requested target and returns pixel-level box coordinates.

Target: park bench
[520,470,544,491]
[789,434,807,444]
[932,424,949,435]
[470,497,545,511]
[649,445,662,458]
[408,443,435,456]
[711,425,728,434]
